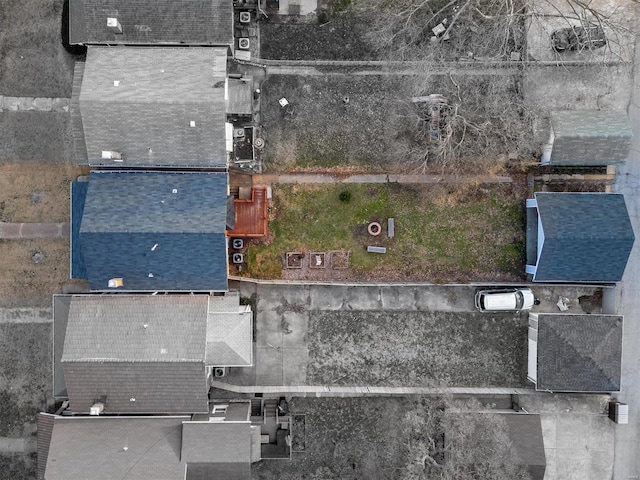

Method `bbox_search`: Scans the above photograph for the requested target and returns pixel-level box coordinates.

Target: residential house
[53,294,253,414]
[526,192,634,282]
[68,0,234,47]
[71,47,230,168]
[37,401,260,480]
[542,110,632,165]
[71,170,230,292]
[527,313,623,392]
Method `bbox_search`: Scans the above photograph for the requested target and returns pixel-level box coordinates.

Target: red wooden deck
[229,187,268,238]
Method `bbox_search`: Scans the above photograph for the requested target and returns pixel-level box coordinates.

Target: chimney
[106,17,123,34]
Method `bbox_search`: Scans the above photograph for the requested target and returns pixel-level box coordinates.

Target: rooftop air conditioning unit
[234,128,245,138]
[238,38,250,50]
[239,11,251,23]
[214,367,226,377]
[232,253,244,264]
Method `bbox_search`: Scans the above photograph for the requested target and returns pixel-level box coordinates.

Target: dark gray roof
[181,422,252,463]
[78,171,228,291]
[74,47,228,167]
[550,110,632,165]
[69,0,234,46]
[536,314,623,392]
[61,295,210,414]
[533,192,634,282]
[502,414,546,480]
[45,416,188,480]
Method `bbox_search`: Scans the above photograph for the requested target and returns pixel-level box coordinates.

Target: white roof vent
[101,151,123,161]
[108,278,123,288]
[113,80,120,87]
[172,188,178,194]
[89,403,104,415]
[190,121,196,127]
[107,17,123,34]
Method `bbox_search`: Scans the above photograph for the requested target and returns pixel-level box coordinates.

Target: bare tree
[400,398,532,480]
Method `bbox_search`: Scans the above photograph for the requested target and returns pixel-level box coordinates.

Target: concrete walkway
[0,96,69,112]
[0,222,69,239]
[610,16,640,480]
[253,173,512,185]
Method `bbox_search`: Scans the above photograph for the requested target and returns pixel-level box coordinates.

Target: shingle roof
[69,0,234,46]
[63,295,208,361]
[37,413,55,480]
[502,414,546,480]
[45,416,188,480]
[536,314,623,392]
[182,421,252,463]
[550,110,632,165]
[78,171,229,291]
[206,294,253,366]
[186,463,251,480]
[61,295,210,413]
[533,192,634,282]
[74,47,228,167]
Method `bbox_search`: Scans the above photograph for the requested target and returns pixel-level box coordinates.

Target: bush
[339,191,352,202]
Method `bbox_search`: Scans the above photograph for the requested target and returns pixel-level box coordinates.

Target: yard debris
[367,246,387,254]
[557,296,571,311]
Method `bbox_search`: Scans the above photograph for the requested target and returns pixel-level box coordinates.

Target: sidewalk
[0,222,69,239]
[253,173,512,185]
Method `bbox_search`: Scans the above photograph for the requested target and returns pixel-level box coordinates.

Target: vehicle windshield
[515,290,524,309]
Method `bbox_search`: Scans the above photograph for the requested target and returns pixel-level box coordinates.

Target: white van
[474,288,536,312]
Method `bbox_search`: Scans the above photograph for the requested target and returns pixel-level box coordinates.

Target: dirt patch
[307,310,529,387]
[0,163,88,222]
[0,0,83,97]
[578,290,603,314]
[0,240,69,307]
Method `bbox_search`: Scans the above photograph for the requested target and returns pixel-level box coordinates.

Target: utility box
[608,401,629,424]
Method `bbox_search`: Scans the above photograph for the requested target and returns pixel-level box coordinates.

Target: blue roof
[71,181,89,279]
[76,171,229,291]
[533,193,634,282]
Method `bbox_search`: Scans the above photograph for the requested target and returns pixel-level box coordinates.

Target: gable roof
[72,47,228,167]
[61,295,210,413]
[76,170,229,291]
[535,313,623,392]
[502,414,546,480]
[206,294,253,366]
[533,192,634,282]
[550,110,632,165]
[69,0,234,46]
[45,416,188,480]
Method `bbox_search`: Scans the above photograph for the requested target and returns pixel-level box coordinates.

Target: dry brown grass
[0,163,89,222]
[0,239,69,307]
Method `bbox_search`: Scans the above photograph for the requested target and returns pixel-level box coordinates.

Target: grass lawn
[0,0,82,97]
[0,113,75,163]
[0,239,69,307]
[307,310,528,387]
[246,183,525,282]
